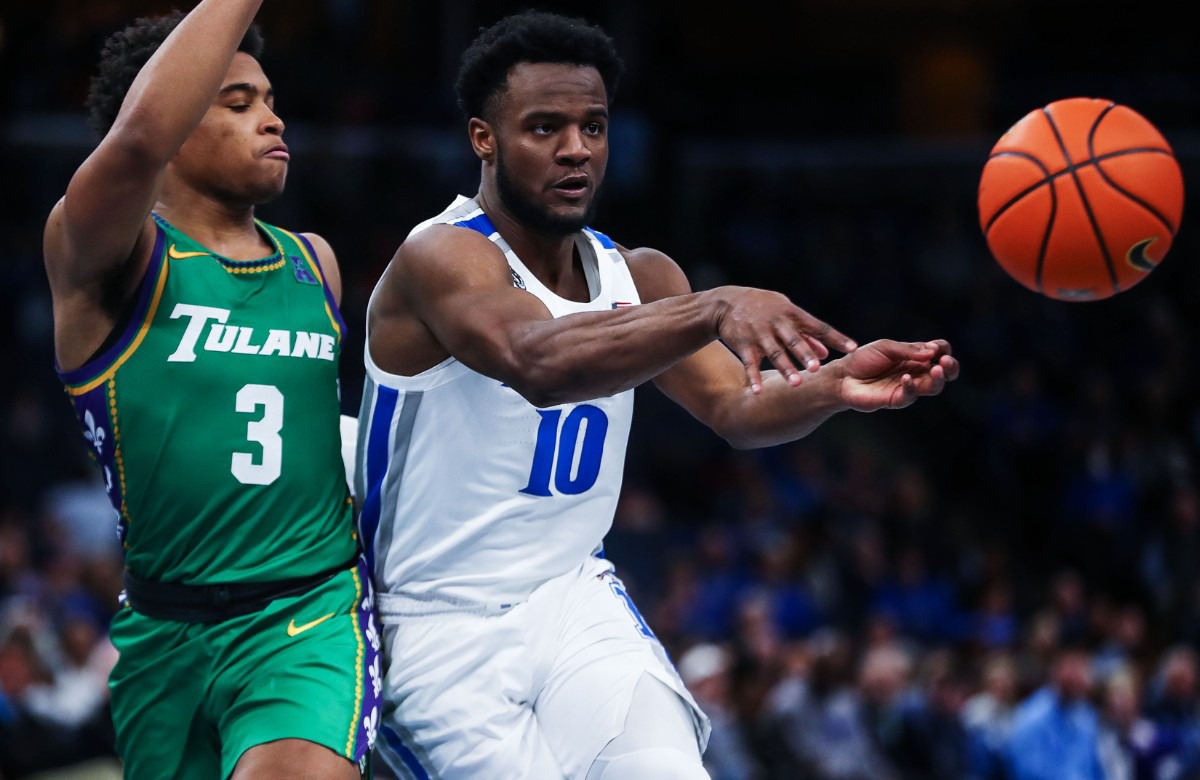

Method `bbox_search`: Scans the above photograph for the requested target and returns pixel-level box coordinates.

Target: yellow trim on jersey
[66,252,171,396]
[207,225,286,274]
[345,566,366,758]
[108,377,131,527]
[278,226,342,340]
[222,256,286,274]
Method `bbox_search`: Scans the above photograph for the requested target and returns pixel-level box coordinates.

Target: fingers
[738,346,766,395]
[938,354,960,382]
[801,316,857,354]
[775,321,822,373]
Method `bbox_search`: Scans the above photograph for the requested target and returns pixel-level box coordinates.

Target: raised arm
[637,250,959,449]
[368,226,856,408]
[44,0,265,367]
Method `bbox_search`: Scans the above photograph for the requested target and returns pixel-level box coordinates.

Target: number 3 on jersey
[521,405,608,496]
[232,384,284,485]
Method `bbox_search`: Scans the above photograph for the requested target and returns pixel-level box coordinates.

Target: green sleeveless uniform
[58,214,379,779]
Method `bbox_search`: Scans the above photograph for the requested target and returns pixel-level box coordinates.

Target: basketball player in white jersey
[358,11,958,779]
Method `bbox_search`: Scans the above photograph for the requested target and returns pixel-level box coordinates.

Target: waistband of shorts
[375,590,520,619]
[122,556,357,624]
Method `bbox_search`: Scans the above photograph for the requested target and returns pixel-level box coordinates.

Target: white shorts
[373,556,710,779]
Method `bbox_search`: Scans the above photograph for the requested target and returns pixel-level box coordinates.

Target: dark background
[3,1,1200,778]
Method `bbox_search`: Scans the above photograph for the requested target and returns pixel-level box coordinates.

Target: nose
[556,126,590,166]
[262,106,285,136]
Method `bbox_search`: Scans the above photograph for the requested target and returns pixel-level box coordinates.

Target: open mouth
[552,176,588,196]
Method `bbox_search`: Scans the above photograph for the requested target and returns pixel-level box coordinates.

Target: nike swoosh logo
[286,612,336,637]
[1126,237,1159,272]
[167,243,210,260]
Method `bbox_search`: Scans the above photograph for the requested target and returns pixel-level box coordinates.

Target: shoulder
[295,231,343,303]
[397,222,506,270]
[297,231,335,265]
[616,244,692,303]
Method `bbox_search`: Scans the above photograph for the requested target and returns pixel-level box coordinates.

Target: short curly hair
[455,10,623,123]
[85,11,264,137]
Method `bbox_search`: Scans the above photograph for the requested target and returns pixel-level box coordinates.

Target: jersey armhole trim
[279,228,347,341]
[60,223,171,394]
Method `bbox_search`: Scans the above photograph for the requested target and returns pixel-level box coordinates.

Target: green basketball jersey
[58,214,357,584]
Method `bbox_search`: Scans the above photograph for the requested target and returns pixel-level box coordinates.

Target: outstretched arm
[638,251,958,449]
[44,0,265,368]
[370,226,856,408]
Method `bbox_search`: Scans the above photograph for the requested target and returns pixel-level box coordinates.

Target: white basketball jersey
[357,196,641,608]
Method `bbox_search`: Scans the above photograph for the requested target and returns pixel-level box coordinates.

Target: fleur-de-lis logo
[365,614,380,653]
[83,410,106,455]
[363,706,379,746]
[369,657,382,699]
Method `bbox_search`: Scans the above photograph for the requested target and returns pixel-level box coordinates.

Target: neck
[155,184,269,260]
[476,187,587,299]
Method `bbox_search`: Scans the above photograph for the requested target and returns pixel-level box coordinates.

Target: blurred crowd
[4,1,1200,778]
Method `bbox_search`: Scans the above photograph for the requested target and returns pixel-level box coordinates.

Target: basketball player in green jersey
[41,1,379,778]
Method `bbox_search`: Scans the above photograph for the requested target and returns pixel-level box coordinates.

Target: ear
[468,118,496,162]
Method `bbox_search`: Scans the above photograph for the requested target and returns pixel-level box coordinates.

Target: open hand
[714,286,858,393]
[834,339,958,411]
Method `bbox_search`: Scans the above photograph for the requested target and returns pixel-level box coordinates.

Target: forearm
[712,365,849,449]
[501,289,723,407]
[111,0,264,158]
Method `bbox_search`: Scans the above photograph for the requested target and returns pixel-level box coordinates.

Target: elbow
[106,111,178,166]
[706,410,755,450]
[708,405,775,450]
[722,434,758,451]
[717,427,760,450]
[507,364,584,409]
[502,349,606,409]
[490,343,571,408]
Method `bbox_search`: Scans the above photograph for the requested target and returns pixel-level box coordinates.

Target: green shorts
[108,557,380,780]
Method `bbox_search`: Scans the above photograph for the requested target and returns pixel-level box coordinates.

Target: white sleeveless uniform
[358,196,709,779]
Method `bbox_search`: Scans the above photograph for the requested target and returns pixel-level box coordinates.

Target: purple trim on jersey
[69,384,126,543]
[353,553,383,761]
[293,232,348,340]
[451,211,499,238]
[56,223,167,386]
[359,385,398,573]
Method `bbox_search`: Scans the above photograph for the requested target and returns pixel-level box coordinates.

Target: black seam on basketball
[1046,104,1119,296]
[1092,166,1178,237]
[983,152,1052,234]
[982,149,1171,235]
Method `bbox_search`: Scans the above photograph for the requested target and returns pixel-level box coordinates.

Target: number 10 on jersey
[520,405,608,497]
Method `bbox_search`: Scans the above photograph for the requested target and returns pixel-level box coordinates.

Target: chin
[248,178,287,206]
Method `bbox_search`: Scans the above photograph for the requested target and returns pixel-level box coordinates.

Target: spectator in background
[1143,645,1200,776]
[678,642,763,780]
[858,642,915,768]
[1049,569,1091,646]
[870,544,958,645]
[962,578,1020,652]
[1005,644,1104,780]
[22,608,115,731]
[963,652,1020,780]
[764,629,898,779]
[1093,603,1150,686]
[1097,667,1182,780]
[0,617,119,779]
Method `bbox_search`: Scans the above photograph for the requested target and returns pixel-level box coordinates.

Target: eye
[532,124,554,135]
[230,104,252,113]
[585,122,605,135]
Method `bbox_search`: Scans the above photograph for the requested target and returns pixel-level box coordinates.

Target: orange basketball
[977,97,1184,301]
